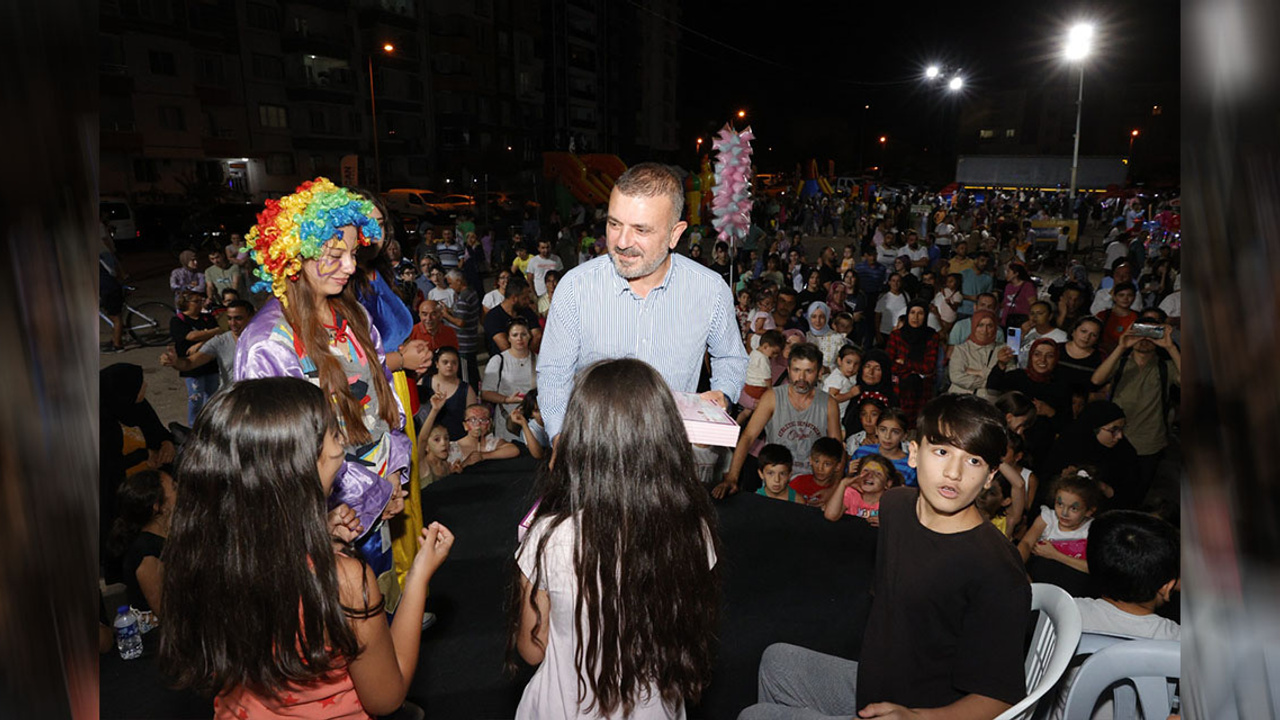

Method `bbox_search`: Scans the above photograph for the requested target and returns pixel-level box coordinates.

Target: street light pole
[1068,64,1084,205]
[368,54,381,193]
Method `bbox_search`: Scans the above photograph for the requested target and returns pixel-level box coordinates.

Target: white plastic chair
[1061,638,1180,720]
[995,583,1083,720]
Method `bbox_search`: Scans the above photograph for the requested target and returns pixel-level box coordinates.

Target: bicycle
[99,286,175,347]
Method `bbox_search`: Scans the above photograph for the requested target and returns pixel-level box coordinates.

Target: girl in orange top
[160,377,454,719]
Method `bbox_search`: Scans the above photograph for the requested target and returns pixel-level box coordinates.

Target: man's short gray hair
[445,269,464,284]
[613,162,684,228]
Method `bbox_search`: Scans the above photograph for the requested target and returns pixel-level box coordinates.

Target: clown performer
[235,178,413,610]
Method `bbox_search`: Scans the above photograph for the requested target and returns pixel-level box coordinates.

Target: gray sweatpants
[737,643,861,720]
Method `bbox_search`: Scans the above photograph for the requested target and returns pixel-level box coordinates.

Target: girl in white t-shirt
[931,272,963,335]
[509,359,719,719]
[874,272,909,341]
[822,344,862,419]
[1018,470,1103,574]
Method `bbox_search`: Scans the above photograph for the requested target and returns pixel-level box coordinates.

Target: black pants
[460,352,480,392]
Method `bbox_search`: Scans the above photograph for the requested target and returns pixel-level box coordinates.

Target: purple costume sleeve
[232,299,407,536]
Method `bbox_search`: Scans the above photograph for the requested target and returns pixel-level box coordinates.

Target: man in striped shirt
[538,162,748,440]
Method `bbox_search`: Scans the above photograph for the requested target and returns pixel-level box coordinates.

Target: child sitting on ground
[1047,510,1181,720]
[823,453,902,526]
[1018,468,1103,574]
[850,407,917,486]
[788,437,845,507]
[976,471,1015,539]
[822,344,863,421]
[756,444,802,504]
[739,330,785,423]
[447,404,519,473]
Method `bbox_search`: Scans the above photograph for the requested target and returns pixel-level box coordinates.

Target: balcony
[100,64,134,94]
[285,0,349,12]
[196,85,240,106]
[357,2,419,31]
[202,135,247,158]
[286,84,355,104]
[101,121,143,154]
[282,29,352,59]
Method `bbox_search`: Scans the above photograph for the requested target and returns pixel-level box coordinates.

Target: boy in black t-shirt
[740,394,1030,720]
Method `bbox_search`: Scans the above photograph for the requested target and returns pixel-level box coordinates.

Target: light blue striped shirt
[538,253,748,438]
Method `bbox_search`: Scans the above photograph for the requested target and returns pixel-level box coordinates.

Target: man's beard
[610,247,667,280]
[791,379,814,395]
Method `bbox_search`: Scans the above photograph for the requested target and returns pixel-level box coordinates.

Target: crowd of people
[98,165,1182,719]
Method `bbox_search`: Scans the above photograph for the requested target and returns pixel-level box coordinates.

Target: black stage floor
[101,455,877,719]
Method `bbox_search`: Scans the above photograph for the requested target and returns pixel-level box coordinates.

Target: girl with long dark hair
[160,378,453,718]
[508,359,720,718]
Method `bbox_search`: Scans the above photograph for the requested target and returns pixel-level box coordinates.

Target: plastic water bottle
[113,605,143,660]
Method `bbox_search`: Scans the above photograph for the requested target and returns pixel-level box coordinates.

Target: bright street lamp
[948,76,963,91]
[368,42,396,192]
[737,109,746,119]
[925,65,940,79]
[1129,129,1139,155]
[879,136,887,145]
[1064,22,1093,205]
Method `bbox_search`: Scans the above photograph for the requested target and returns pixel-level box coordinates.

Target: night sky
[673,1,1179,176]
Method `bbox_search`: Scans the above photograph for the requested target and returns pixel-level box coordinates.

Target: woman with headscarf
[805,301,846,373]
[884,299,939,425]
[841,348,898,436]
[987,337,1074,470]
[1040,401,1141,510]
[100,363,174,578]
[946,308,1011,399]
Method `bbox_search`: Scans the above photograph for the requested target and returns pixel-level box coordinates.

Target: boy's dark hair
[1112,281,1137,295]
[788,342,824,368]
[221,287,241,299]
[758,329,785,350]
[810,437,844,462]
[757,443,793,469]
[916,394,1007,470]
[1087,510,1180,603]
[226,299,256,314]
[1050,470,1105,511]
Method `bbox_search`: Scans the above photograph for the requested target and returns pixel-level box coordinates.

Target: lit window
[1005,129,1016,138]
[979,129,994,139]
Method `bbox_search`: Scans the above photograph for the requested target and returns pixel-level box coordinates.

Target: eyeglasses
[465,417,491,426]
[1099,425,1125,436]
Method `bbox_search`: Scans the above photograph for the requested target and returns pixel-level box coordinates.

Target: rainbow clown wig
[242,177,383,304]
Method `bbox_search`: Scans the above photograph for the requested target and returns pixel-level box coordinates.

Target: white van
[100,197,138,245]
[383,188,439,218]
